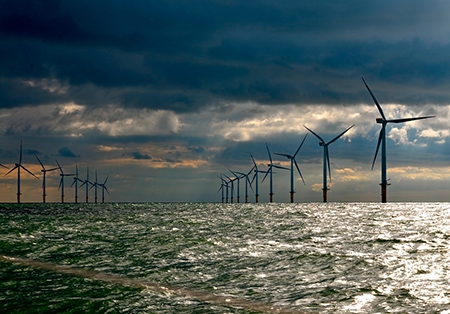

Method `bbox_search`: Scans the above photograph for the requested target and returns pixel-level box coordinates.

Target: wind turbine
[262,143,289,202]
[362,77,435,203]
[274,134,308,203]
[233,168,254,203]
[224,174,236,203]
[90,170,100,203]
[56,160,75,203]
[4,140,39,203]
[218,175,229,203]
[304,125,354,202]
[250,153,265,203]
[35,155,59,203]
[217,176,226,203]
[70,164,83,203]
[98,175,109,203]
[79,167,92,203]
[229,169,244,203]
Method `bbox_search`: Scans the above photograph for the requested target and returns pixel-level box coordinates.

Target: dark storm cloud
[58,146,77,158]
[127,152,151,160]
[1,0,450,112]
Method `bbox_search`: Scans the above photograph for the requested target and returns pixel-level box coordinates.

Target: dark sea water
[1,202,450,314]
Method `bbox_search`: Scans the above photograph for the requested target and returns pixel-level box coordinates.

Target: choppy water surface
[1,202,450,313]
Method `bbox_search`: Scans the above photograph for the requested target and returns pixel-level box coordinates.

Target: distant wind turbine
[224,174,236,203]
[362,77,435,203]
[4,140,39,203]
[70,164,83,203]
[218,175,230,203]
[80,167,92,203]
[233,168,254,203]
[35,155,59,203]
[262,143,289,202]
[90,170,100,203]
[304,125,354,202]
[98,175,109,203]
[229,169,244,203]
[56,160,75,203]
[250,153,265,203]
[274,134,308,203]
[217,176,226,203]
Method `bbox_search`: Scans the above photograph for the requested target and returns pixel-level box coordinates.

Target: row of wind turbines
[0,141,110,203]
[219,78,435,203]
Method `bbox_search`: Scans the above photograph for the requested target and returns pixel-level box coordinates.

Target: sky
[1,0,450,203]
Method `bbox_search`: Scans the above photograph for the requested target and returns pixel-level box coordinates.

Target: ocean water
[1,202,450,314]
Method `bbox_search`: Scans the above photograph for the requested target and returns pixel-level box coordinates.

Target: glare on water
[1,202,450,313]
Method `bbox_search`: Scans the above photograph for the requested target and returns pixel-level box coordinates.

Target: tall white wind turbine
[274,134,308,203]
[4,140,39,203]
[262,143,289,202]
[35,155,59,203]
[362,77,435,203]
[56,160,75,203]
[304,125,354,202]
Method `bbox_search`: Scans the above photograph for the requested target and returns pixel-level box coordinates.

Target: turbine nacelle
[376,118,384,124]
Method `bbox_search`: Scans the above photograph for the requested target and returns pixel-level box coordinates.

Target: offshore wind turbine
[70,164,83,203]
[229,169,244,203]
[98,175,109,203]
[262,143,289,202]
[56,160,75,203]
[250,153,265,203]
[35,155,59,203]
[274,134,308,203]
[219,175,230,203]
[217,176,226,203]
[362,77,435,203]
[304,125,354,202]
[224,174,236,203]
[4,140,39,203]
[80,167,92,203]
[233,168,254,203]
[90,170,99,203]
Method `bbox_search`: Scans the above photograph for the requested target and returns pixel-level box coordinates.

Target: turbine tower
[224,174,236,203]
[262,143,289,202]
[274,134,308,203]
[304,125,354,202]
[4,140,39,203]
[229,170,244,203]
[362,77,435,203]
[56,160,75,203]
[35,155,59,203]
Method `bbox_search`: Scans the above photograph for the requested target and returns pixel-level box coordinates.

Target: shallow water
[1,202,450,313]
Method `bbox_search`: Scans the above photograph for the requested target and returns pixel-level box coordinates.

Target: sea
[1,202,450,314]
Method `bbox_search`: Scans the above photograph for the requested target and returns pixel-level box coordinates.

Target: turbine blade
[265,143,273,164]
[250,153,257,168]
[0,163,8,169]
[19,140,23,165]
[4,165,18,177]
[273,165,289,171]
[326,147,332,183]
[372,126,384,170]
[58,177,63,190]
[274,153,290,158]
[35,155,44,169]
[328,124,355,145]
[361,77,386,120]
[304,125,325,142]
[293,133,308,158]
[293,159,306,185]
[55,159,63,174]
[104,175,109,185]
[261,166,271,183]
[21,165,39,179]
[387,116,435,124]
